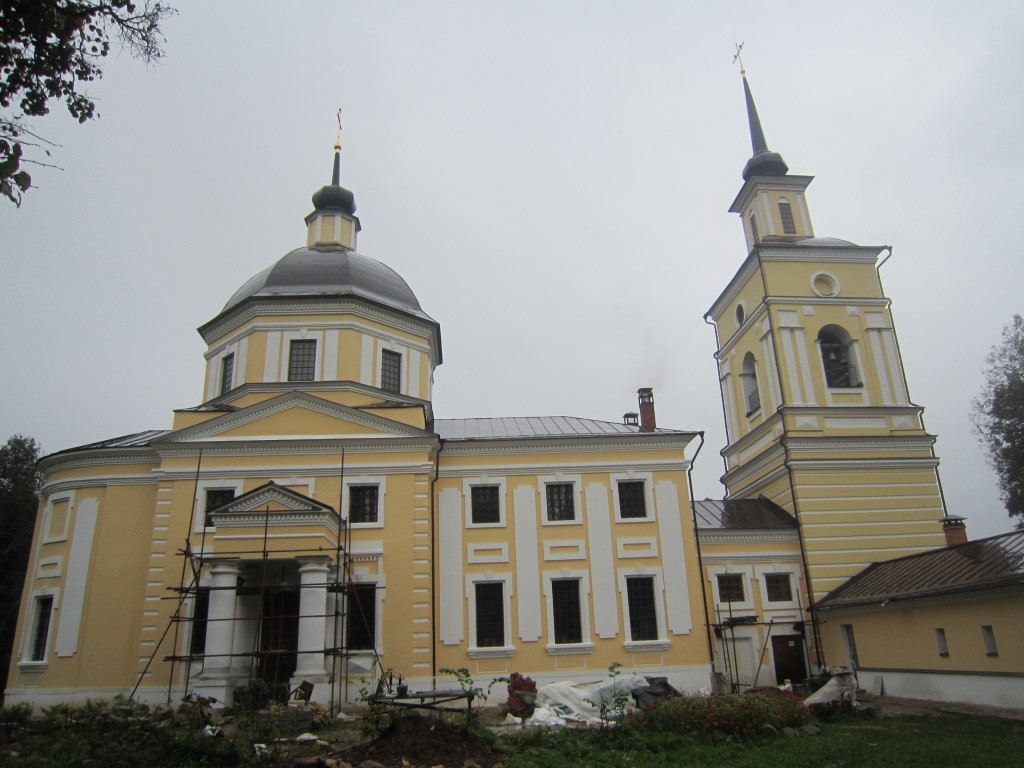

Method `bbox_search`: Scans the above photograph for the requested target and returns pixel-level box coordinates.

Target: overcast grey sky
[2,1,1021,539]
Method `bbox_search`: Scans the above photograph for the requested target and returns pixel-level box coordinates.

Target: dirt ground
[856,692,1024,721]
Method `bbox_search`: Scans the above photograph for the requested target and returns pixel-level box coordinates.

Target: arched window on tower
[740,352,761,416]
[818,326,862,388]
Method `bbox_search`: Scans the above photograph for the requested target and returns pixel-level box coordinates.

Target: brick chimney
[940,516,968,547]
[637,388,656,432]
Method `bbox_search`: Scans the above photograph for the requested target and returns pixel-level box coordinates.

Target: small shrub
[626,691,811,737]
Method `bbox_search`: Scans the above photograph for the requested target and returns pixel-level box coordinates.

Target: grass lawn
[502,712,1024,768]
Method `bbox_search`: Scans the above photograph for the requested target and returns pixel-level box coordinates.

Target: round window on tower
[735,303,746,326]
[811,272,840,298]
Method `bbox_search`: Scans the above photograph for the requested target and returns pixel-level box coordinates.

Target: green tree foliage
[972,315,1024,527]
[0,1,174,205]
[0,434,43,697]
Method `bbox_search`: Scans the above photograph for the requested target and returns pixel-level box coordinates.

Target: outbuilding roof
[693,498,798,530]
[815,530,1024,610]
[434,416,695,440]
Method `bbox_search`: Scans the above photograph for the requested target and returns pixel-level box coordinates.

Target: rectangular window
[30,595,54,662]
[220,353,235,395]
[203,488,236,528]
[617,481,647,519]
[471,485,500,525]
[626,576,658,641]
[982,625,998,657]
[349,485,379,524]
[189,587,210,655]
[764,573,793,602]
[545,483,576,522]
[551,578,583,644]
[935,627,949,657]
[475,582,505,647]
[716,573,745,603]
[287,339,317,382]
[381,349,402,393]
[347,583,377,651]
[779,201,797,234]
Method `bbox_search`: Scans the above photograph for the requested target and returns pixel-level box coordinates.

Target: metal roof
[435,416,693,441]
[220,246,435,323]
[50,430,172,455]
[693,498,798,530]
[816,530,1024,610]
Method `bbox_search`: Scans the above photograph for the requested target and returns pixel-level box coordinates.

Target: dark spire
[740,73,789,181]
[312,137,356,215]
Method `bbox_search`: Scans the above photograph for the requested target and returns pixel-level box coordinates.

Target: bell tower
[705,64,947,601]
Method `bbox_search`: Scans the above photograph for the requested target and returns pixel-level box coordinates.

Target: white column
[294,557,330,678]
[203,559,240,677]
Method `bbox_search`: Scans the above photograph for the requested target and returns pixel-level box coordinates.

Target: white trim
[359,334,374,385]
[264,331,281,382]
[655,480,693,634]
[468,543,509,564]
[513,485,542,642]
[616,537,658,559]
[810,272,840,298]
[408,348,421,399]
[36,556,63,579]
[539,474,583,525]
[463,476,508,528]
[323,329,339,380]
[542,569,593,652]
[465,573,515,656]
[341,475,387,528]
[585,483,618,639]
[55,497,99,657]
[438,487,463,645]
[542,540,586,561]
[610,472,656,523]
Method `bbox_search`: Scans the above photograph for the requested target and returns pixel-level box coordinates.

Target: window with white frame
[617,481,647,519]
[625,576,659,641]
[349,485,379,524]
[764,573,793,603]
[220,353,235,396]
[288,339,317,382]
[550,578,583,645]
[778,198,797,235]
[203,488,236,528]
[346,583,378,651]
[381,349,402,393]
[342,476,386,528]
[539,475,582,526]
[474,582,506,647]
[26,594,55,663]
[471,485,500,525]
[716,573,745,603]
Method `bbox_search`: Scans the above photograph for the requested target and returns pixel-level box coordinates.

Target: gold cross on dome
[733,42,746,75]
[335,108,343,149]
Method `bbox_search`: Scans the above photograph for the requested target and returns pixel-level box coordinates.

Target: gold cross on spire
[733,42,746,75]
[335,108,343,150]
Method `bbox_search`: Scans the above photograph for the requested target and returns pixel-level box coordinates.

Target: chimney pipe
[940,516,968,547]
[637,388,656,432]
[623,412,639,427]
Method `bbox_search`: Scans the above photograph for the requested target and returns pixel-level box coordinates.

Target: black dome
[311,184,356,214]
[222,246,434,322]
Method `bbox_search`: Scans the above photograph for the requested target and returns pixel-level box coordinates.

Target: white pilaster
[293,557,331,683]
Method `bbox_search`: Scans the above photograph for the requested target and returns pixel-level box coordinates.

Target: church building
[9,74,1016,711]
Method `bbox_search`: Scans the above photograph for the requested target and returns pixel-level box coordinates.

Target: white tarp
[527,674,650,725]
[804,671,857,708]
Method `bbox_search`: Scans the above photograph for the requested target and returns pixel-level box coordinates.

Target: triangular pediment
[209,481,339,531]
[161,391,434,443]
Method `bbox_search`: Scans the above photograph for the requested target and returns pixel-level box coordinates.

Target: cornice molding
[439,434,697,456]
[152,462,436,482]
[699,531,800,545]
[784,436,937,452]
[40,450,159,477]
[200,297,441,361]
[203,379,432,412]
[786,458,940,471]
[41,475,159,496]
[436,460,690,478]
